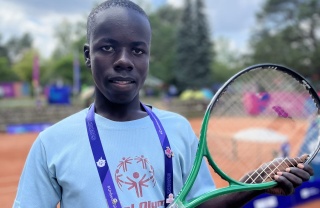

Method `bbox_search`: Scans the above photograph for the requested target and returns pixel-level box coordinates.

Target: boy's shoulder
[34,108,89,149]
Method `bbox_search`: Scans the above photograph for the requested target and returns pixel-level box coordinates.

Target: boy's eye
[132,48,144,55]
[101,46,114,52]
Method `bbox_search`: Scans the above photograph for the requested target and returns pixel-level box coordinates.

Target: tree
[175,0,213,91]
[0,33,34,82]
[211,37,244,84]
[0,57,16,82]
[47,18,92,88]
[175,0,197,91]
[249,0,320,86]
[193,0,213,87]
[52,20,77,58]
[0,34,16,81]
[0,34,8,58]
[5,33,33,63]
[12,49,37,83]
[148,5,182,84]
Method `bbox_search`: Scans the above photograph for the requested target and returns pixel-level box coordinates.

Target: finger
[285,166,312,182]
[255,158,295,183]
[250,154,311,184]
[274,174,295,195]
[277,171,302,187]
[269,155,309,171]
[297,163,314,176]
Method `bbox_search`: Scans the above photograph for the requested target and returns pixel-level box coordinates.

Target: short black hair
[86,0,149,43]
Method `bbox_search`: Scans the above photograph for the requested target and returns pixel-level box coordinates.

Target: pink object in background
[32,55,39,87]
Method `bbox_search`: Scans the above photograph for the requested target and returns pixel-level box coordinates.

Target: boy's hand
[266,157,314,195]
[241,155,314,195]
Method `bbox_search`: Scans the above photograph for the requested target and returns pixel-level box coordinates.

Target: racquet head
[169,63,320,208]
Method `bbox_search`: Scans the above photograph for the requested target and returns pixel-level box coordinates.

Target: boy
[13,0,313,207]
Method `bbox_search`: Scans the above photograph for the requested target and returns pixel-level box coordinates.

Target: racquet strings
[206,68,319,186]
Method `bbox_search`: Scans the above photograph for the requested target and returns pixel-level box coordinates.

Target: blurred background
[0,0,319,207]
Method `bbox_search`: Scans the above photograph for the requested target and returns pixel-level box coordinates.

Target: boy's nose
[113,49,134,71]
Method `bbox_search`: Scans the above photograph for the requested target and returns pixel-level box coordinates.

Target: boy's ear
[83,44,91,68]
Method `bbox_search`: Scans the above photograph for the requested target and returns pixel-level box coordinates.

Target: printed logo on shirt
[115,155,156,198]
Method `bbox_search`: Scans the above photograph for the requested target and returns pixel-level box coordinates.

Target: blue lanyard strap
[85,103,174,207]
[141,104,174,206]
[86,103,120,207]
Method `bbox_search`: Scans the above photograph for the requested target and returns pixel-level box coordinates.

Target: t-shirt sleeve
[13,134,61,208]
[185,133,216,201]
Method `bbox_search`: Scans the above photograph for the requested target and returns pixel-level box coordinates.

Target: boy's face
[86,7,151,104]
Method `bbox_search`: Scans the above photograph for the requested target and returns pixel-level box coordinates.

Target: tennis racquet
[168,63,320,208]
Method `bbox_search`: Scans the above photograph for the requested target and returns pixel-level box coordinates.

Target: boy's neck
[93,95,148,122]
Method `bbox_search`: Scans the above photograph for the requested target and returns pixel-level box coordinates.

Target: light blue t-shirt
[13,107,215,208]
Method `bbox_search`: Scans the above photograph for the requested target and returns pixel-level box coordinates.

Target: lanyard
[85,103,174,208]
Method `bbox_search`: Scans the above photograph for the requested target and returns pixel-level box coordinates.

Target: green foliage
[5,33,33,63]
[45,53,92,87]
[149,6,182,83]
[0,42,8,58]
[175,0,196,90]
[175,0,213,91]
[52,20,80,58]
[0,57,16,82]
[0,33,34,83]
[0,38,16,81]
[47,17,92,87]
[249,0,320,84]
[12,49,37,83]
[47,54,74,84]
[193,0,213,87]
[211,38,244,83]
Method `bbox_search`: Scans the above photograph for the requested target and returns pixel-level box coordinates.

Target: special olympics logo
[115,155,156,197]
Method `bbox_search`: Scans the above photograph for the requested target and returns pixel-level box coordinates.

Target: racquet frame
[170,63,320,208]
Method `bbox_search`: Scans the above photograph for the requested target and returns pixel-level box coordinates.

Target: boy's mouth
[109,77,136,85]
[110,80,134,84]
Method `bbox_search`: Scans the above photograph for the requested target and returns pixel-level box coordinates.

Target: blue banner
[7,123,52,134]
[48,85,70,104]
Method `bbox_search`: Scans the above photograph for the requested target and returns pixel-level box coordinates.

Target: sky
[0,0,265,58]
